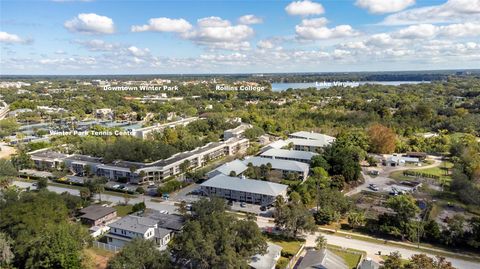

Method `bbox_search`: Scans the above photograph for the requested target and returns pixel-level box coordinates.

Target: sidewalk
[317,227,480,260]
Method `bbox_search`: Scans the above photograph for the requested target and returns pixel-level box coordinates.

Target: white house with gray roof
[106,215,172,249]
[243,156,309,181]
[260,148,318,164]
[200,174,288,205]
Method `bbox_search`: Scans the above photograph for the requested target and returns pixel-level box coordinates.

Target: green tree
[132,202,146,213]
[107,239,172,269]
[10,151,34,170]
[37,178,48,190]
[0,160,17,178]
[315,234,327,250]
[24,223,90,269]
[171,198,267,269]
[404,254,456,269]
[274,194,317,238]
[347,211,366,229]
[380,251,403,269]
[0,232,14,268]
[386,195,419,225]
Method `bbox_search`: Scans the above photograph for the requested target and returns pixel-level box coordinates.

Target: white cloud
[197,17,231,27]
[127,46,150,57]
[39,56,96,66]
[355,0,415,14]
[0,31,30,44]
[204,41,251,51]
[395,24,437,39]
[131,16,255,51]
[238,14,263,25]
[285,0,325,16]
[183,17,254,46]
[366,33,399,47]
[299,17,329,27]
[295,19,358,40]
[75,39,118,51]
[64,13,115,34]
[257,40,274,49]
[381,0,480,25]
[394,22,480,39]
[131,17,192,33]
[440,22,480,37]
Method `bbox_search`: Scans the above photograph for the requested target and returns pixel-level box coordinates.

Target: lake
[271,81,430,91]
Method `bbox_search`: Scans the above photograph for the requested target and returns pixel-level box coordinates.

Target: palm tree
[315,234,327,250]
[347,211,366,230]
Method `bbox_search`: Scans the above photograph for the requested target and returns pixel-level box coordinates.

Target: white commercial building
[200,175,288,205]
[243,156,309,181]
[260,148,318,164]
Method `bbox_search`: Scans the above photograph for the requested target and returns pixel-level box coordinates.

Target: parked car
[389,188,399,196]
[240,202,246,208]
[368,184,379,191]
[260,206,267,211]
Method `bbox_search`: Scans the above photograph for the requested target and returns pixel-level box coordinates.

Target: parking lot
[230,201,275,217]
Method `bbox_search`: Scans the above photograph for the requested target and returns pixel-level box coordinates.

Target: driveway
[346,155,442,196]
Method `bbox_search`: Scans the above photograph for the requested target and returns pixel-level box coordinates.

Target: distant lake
[271,81,430,91]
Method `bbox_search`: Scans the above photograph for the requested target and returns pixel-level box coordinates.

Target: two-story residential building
[79,205,117,227]
[242,156,310,181]
[200,174,288,205]
[105,215,172,249]
[260,148,318,164]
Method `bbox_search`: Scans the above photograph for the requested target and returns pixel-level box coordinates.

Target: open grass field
[389,161,453,182]
[113,205,133,217]
[328,246,363,269]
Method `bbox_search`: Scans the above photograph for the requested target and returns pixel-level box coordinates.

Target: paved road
[255,216,480,269]
[347,155,442,196]
[13,180,479,268]
[12,181,178,213]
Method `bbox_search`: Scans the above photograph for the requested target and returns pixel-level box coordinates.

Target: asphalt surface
[347,156,442,196]
[12,179,480,269]
[12,180,178,213]
[255,216,480,269]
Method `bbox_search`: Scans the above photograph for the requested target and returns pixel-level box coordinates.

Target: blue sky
[1,0,479,74]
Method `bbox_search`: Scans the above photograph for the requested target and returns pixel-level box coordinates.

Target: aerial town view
[1,0,480,269]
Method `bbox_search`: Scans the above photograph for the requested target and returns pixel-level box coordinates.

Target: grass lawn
[275,257,289,269]
[264,233,304,255]
[264,234,304,269]
[114,205,133,217]
[328,246,363,269]
[388,170,414,181]
[389,161,453,182]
